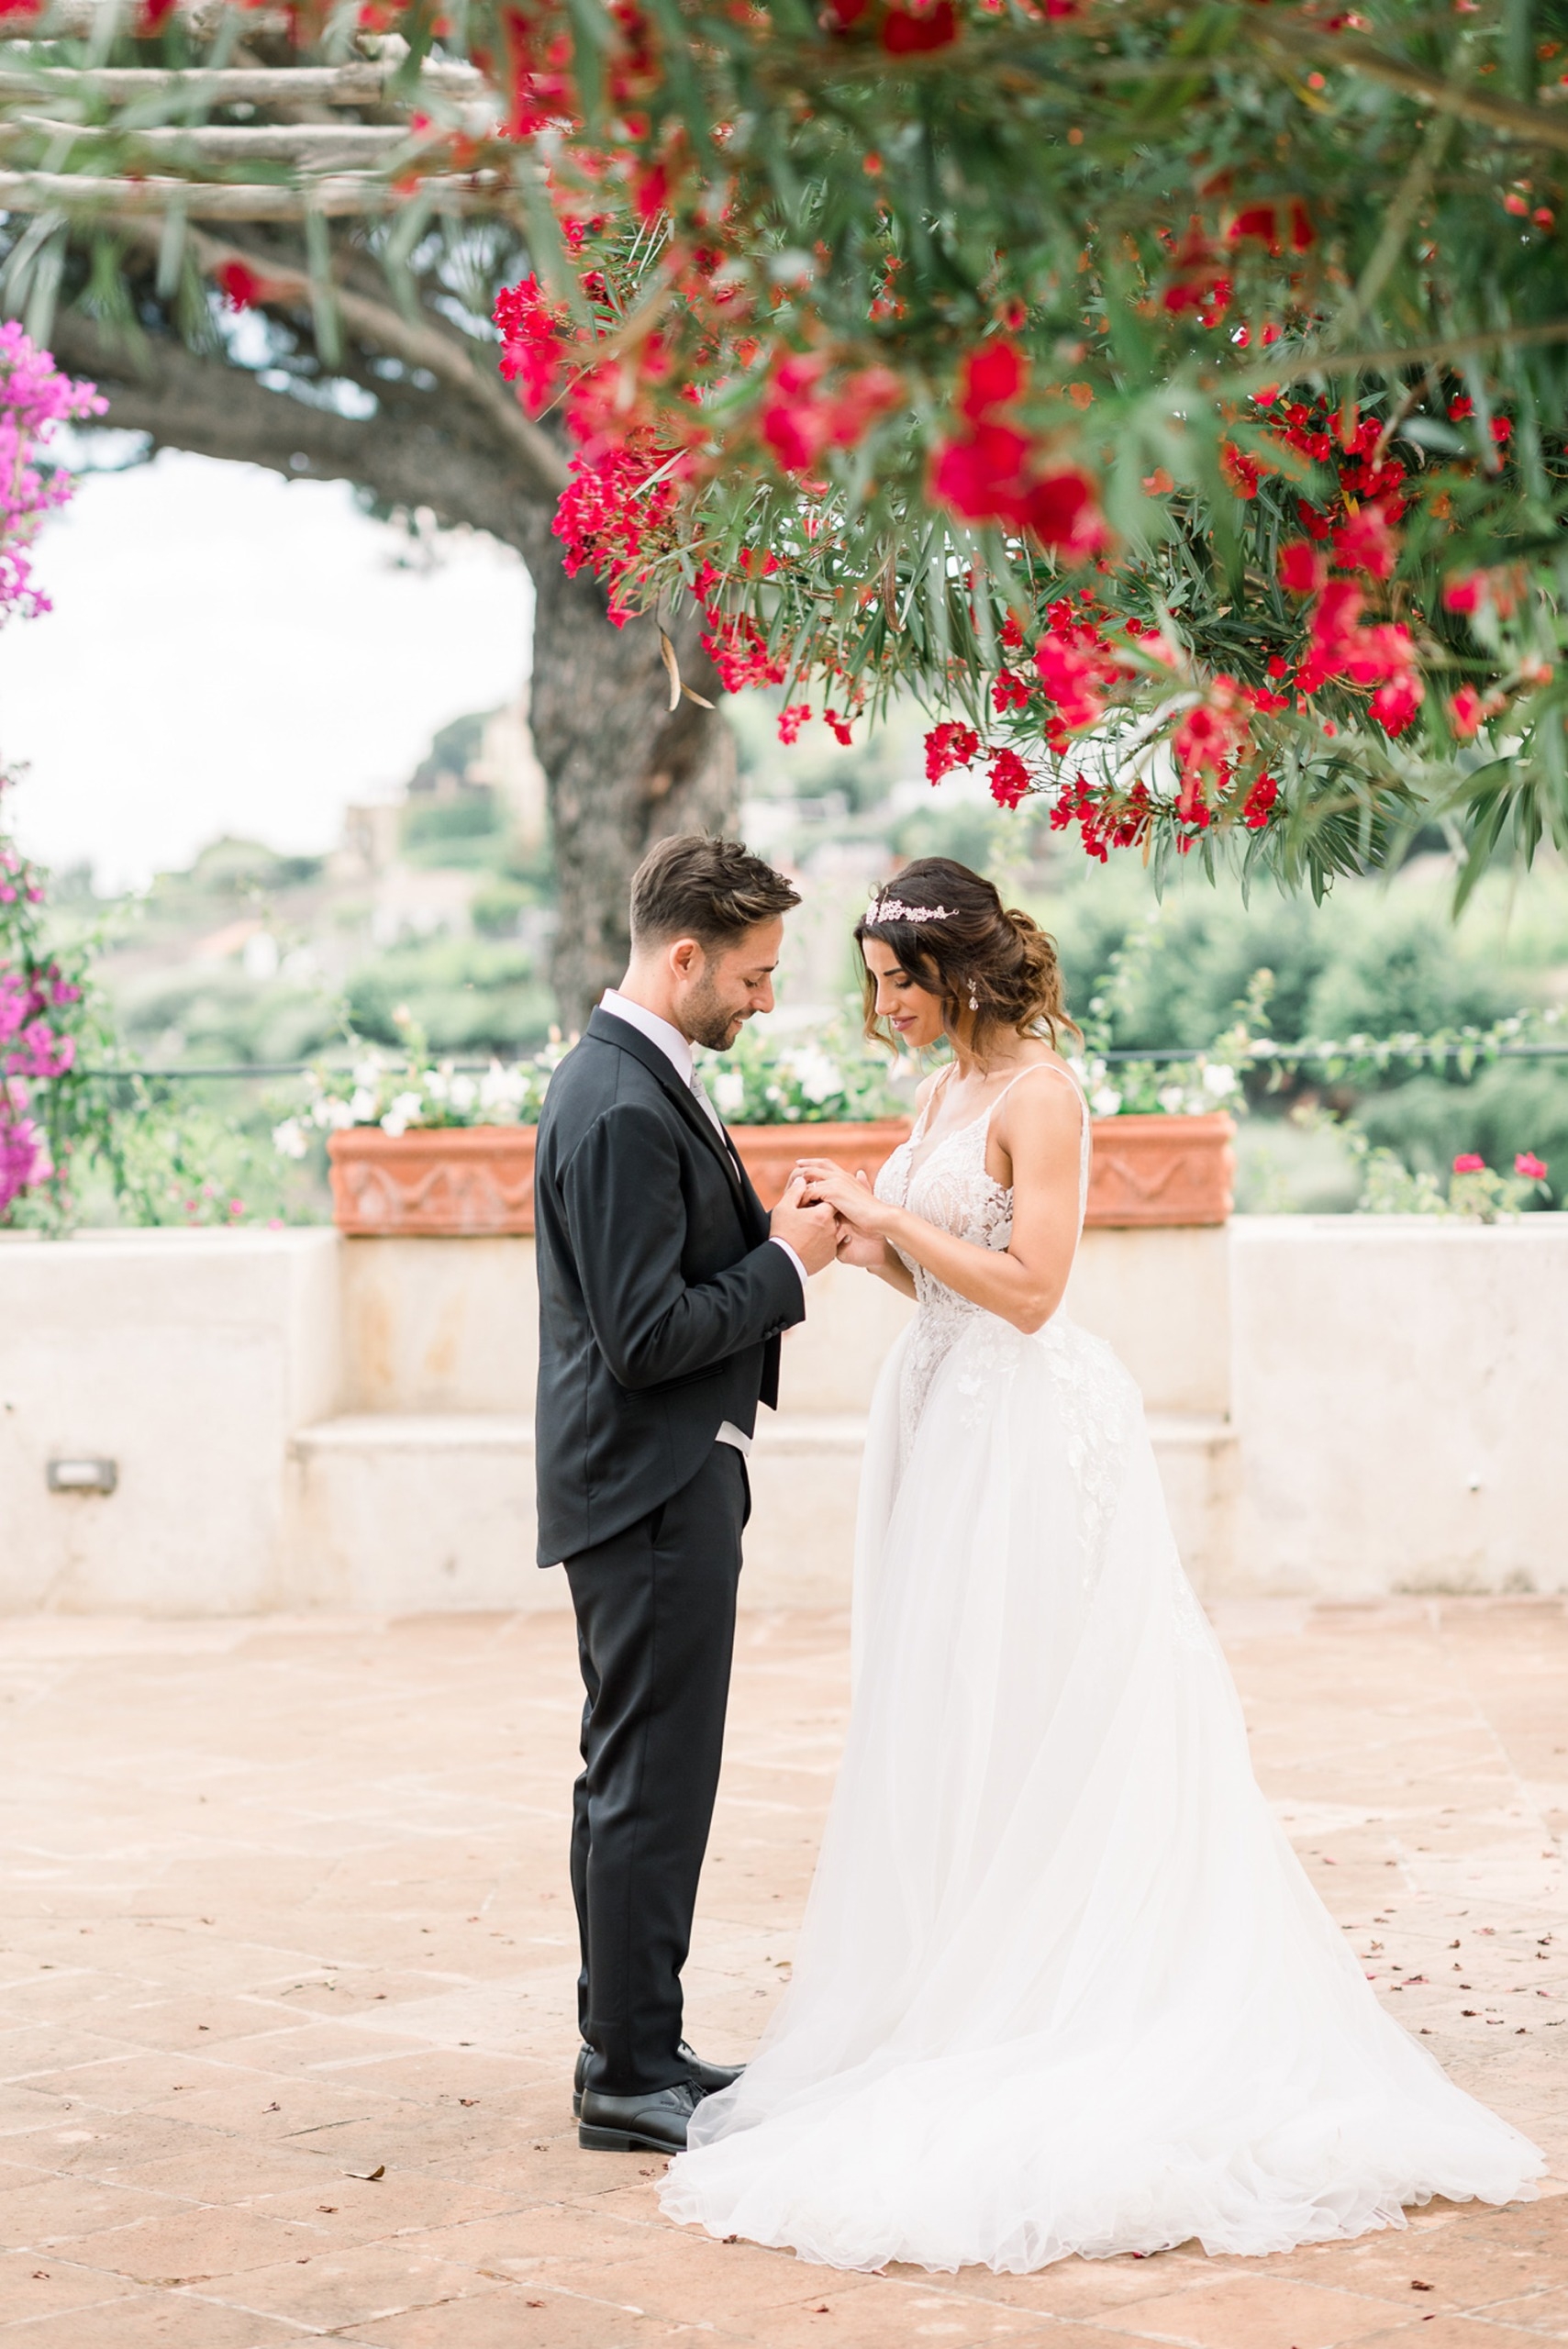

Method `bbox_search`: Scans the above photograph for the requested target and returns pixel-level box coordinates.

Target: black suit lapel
[585,1007,748,1207]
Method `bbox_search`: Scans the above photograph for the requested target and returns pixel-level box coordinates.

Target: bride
[659,855,1541,2275]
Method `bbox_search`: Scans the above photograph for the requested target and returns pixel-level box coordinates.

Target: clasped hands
[768,1158,896,1274]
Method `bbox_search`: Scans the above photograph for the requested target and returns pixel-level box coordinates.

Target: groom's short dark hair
[629,834,800,952]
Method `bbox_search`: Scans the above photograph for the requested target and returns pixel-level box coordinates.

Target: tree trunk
[517,515,737,1030]
[46,308,739,1035]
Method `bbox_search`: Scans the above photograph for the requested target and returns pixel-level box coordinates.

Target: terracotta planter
[1085,1112,1235,1228]
[728,1119,914,1211]
[328,1109,1234,1237]
[328,1125,539,1236]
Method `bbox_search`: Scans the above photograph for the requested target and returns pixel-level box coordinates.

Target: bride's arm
[795,1077,1082,1333]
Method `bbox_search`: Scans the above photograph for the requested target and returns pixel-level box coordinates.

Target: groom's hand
[770,1172,840,1276]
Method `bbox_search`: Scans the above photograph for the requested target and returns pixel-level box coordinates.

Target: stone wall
[1,1217,1564,1612]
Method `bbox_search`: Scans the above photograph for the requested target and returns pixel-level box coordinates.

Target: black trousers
[563,1443,748,2099]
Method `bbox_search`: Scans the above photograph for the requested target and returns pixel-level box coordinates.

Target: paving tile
[61,2204,322,2285]
[1347,2322,1561,2349]
[0,2174,188,2249]
[197,2239,506,2331]
[1477,2291,1568,2337]
[0,2245,145,2323]
[1108,2274,1405,2345]
[0,2291,315,2345]
[349,2278,664,2347]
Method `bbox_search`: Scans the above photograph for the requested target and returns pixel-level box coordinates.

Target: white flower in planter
[787,1046,846,1107]
[480,1062,525,1114]
[714,1069,747,1118]
[450,1074,479,1113]
[1091,1085,1123,1119]
[350,1086,379,1124]
[380,1091,425,1138]
[1201,1062,1238,1098]
[1158,1084,1188,1116]
[272,1118,309,1160]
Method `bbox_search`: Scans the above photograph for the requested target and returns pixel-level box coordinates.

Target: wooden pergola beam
[0,62,485,106]
[0,166,503,215]
[2,118,425,160]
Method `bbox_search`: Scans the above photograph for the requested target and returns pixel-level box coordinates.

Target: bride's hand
[793,1159,895,1238]
[835,1219,888,1268]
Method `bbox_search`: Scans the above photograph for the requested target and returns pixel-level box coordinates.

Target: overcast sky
[0,448,532,894]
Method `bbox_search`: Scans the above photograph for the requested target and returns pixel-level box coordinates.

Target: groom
[534,834,839,2155]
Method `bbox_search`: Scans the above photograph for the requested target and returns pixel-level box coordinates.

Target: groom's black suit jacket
[532,1006,806,1565]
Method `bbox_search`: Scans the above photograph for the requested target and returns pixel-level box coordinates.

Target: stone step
[284,1409,1238,1613]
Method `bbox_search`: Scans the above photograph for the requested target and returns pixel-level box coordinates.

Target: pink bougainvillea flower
[1515,1152,1548,1180]
[1452,1152,1485,1174]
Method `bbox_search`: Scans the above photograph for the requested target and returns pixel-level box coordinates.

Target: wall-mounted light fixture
[46,1459,118,1496]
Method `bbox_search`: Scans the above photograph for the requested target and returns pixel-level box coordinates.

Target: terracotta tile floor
[0,1597,1563,2346]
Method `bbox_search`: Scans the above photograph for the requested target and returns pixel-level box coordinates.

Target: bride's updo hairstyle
[855,857,1077,1053]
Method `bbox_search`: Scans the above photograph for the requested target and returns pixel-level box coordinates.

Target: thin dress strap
[983,1058,1088,1127]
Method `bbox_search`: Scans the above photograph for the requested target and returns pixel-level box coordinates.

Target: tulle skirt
[659,1308,1542,2272]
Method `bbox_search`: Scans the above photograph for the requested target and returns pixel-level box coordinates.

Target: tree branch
[1254,20,1568,157]
[108,215,570,503]
[44,307,550,558]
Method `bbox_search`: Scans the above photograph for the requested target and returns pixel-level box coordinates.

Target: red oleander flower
[881,1,957,54]
[1443,572,1487,616]
[987,747,1031,808]
[761,357,904,473]
[1452,1153,1485,1174]
[931,344,1106,553]
[1515,1152,1548,1180]
[1330,501,1398,581]
[1278,540,1324,596]
[924,721,980,784]
[1241,773,1279,829]
[1448,686,1485,740]
[217,261,263,312]
[494,273,572,416]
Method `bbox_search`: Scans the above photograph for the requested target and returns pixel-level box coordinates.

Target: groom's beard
[684,973,750,1052]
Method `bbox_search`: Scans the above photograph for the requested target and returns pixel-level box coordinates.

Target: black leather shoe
[578,2078,701,2154]
[573,2041,743,2119]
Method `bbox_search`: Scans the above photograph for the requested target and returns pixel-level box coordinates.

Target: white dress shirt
[598,989,806,1456]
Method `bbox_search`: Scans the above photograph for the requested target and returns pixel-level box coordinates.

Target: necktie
[690,1068,746,1184]
[689,1068,729,1139]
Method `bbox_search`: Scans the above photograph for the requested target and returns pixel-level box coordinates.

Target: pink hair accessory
[865,892,956,925]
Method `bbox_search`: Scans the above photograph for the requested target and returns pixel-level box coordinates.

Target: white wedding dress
[660,1063,1542,2273]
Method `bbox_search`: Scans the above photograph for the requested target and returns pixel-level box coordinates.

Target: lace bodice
[874,1063,1092,1462]
[876,1061,1089,1281]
